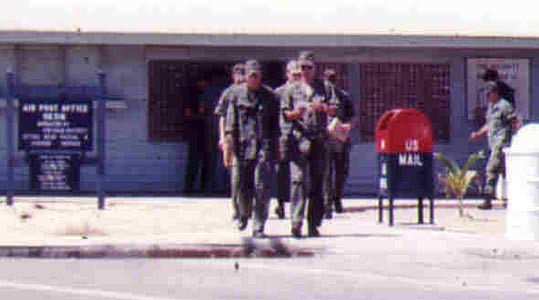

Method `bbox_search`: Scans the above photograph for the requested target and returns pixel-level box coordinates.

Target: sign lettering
[398,153,423,167]
[19,99,93,151]
[404,139,419,152]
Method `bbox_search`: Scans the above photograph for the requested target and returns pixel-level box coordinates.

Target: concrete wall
[0,43,536,195]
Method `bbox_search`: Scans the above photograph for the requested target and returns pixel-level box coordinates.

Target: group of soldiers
[213,51,355,238]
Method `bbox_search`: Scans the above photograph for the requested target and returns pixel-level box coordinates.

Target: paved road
[1,228,539,300]
[0,198,538,299]
[0,258,535,300]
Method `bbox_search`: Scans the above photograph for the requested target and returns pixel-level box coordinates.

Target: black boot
[275,201,285,219]
[334,200,343,213]
[477,198,492,210]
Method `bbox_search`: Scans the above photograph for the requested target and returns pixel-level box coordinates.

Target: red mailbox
[376,108,433,154]
[375,108,434,226]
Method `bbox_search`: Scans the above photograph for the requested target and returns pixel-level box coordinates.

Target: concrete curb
[0,240,316,259]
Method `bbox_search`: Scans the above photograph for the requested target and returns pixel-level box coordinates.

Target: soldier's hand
[470,131,479,140]
[293,106,307,118]
[312,101,326,112]
[341,123,352,131]
[513,118,521,130]
[326,104,337,116]
[218,139,226,152]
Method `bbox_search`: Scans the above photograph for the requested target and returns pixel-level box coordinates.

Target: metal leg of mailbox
[97,72,107,210]
[5,71,15,206]
[418,197,424,224]
[378,196,383,223]
[388,197,394,226]
[429,197,434,224]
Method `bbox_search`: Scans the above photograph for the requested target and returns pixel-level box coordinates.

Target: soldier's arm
[224,96,236,143]
[218,117,227,151]
[272,93,281,143]
[214,88,230,116]
[282,88,303,120]
[504,103,520,130]
[215,89,231,150]
[471,124,488,140]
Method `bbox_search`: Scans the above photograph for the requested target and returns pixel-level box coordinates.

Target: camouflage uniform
[274,83,293,211]
[324,81,355,217]
[484,97,516,198]
[214,85,240,219]
[225,83,279,235]
[282,79,328,236]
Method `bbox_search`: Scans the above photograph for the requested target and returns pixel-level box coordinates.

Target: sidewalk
[0,197,512,258]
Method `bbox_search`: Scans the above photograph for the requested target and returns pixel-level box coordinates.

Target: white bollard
[505,124,539,240]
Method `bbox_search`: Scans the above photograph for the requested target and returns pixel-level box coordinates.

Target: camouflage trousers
[235,151,274,232]
[484,146,506,198]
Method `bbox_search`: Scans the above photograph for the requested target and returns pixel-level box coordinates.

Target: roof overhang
[1,31,539,49]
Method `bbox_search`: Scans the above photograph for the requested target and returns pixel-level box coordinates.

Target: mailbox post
[376,108,435,226]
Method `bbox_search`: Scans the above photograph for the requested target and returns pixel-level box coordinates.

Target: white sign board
[466,58,530,120]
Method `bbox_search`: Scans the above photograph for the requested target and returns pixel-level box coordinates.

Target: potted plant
[435,151,485,218]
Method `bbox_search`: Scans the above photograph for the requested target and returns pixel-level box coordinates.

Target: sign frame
[18,98,93,151]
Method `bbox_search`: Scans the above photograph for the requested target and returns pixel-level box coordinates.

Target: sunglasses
[300,65,314,70]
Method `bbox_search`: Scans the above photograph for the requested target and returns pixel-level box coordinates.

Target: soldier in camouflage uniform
[323,69,355,219]
[273,60,302,219]
[282,51,331,238]
[225,60,280,238]
[214,63,245,220]
[471,81,518,210]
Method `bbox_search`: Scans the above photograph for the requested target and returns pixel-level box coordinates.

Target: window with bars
[147,60,285,141]
[358,63,450,142]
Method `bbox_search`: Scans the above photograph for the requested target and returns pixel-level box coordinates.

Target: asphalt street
[0,257,535,300]
[0,198,538,299]
[1,225,539,300]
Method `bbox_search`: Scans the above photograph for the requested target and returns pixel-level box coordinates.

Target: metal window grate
[359,63,450,142]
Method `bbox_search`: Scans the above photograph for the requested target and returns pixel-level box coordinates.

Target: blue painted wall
[0,44,536,196]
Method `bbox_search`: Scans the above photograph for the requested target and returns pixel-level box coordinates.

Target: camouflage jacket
[225,83,280,161]
[487,98,516,149]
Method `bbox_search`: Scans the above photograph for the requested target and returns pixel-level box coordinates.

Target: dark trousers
[184,138,213,193]
[307,137,327,229]
[277,161,291,203]
[324,139,351,212]
[277,135,292,203]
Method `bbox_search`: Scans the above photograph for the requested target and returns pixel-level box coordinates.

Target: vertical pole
[5,71,15,206]
[378,196,383,223]
[429,197,434,224]
[388,197,394,226]
[418,197,424,224]
[97,71,106,210]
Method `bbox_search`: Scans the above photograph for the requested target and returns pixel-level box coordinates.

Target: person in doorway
[273,60,302,219]
[214,63,245,220]
[183,77,212,194]
[323,69,355,219]
[470,81,519,209]
[224,60,280,238]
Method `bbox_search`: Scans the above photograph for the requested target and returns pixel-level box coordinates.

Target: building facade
[1,32,538,196]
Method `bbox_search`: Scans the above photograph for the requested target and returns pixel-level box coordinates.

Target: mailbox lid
[376,108,433,153]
